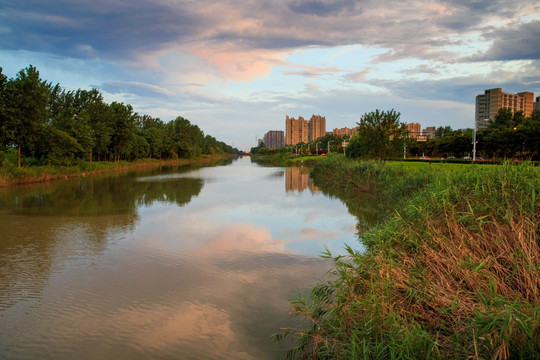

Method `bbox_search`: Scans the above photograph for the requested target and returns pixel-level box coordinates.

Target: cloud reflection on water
[0,159,367,359]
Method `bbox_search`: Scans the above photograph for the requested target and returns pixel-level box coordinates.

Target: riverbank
[251,153,324,167]
[0,154,236,187]
[278,155,539,359]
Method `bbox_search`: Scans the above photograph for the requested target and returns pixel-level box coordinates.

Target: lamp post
[403,140,407,159]
[472,127,477,161]
[328,141,332,154]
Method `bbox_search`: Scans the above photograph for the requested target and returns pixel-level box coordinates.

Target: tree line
[408,108,540,160]
[0,65,238,167]
[344,108,540,160]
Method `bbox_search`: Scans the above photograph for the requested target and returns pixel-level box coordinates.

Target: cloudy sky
[1,0,539,150]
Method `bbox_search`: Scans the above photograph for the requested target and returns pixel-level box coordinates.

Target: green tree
[3,65,50,167]
[109,102,137,162]
[490,108,513,129]
[435,125,453,138]
[139,115,165,159]
[346,109,404,160]
[0,68,8,152]
[523,110,540,159]
[164,116,204,159]
[43,126,84,165]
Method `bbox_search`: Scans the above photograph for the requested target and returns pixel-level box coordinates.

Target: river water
[0,156,372,359]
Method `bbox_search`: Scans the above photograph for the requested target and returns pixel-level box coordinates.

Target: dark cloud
[0,0,198,59]
[1,0,537,63]
[288,0,358,17]
[370,72,540,104]
[437,0,524,31]
[472,20,540,61]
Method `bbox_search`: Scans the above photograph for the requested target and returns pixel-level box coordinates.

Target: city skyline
[1,1,539,151]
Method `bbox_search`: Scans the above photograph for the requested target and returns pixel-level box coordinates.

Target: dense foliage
[346,109,405,160]
[0,65,238,167]
[278,156,539,359]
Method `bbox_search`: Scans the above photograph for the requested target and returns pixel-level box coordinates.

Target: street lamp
[328,141,332,154]
[472,127,477,161]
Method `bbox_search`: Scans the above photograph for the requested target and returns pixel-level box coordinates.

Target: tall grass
[278,156,539,359]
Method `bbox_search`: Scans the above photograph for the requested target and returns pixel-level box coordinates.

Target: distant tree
[122,133,150,160]
[435,126,453,138]
[346,109,404,160]
[109,102,137,162]
[0,68,8,152]
[3,65,50,167]
[43,126,84,166]
[476,108,540,159]
[490,108,514,129]
[523,110,540,159]
[0,64,238,165]
[164,117,204,159]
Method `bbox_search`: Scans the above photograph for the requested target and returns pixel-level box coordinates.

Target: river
[0,156,372,359]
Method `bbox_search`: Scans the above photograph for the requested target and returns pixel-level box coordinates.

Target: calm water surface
[0,157,373,359]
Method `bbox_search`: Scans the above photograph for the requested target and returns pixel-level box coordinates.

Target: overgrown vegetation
[277,155,539,359]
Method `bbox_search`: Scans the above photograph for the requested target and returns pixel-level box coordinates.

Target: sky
[1,0,539,151]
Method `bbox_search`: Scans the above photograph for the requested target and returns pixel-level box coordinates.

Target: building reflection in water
[285,167,320,194]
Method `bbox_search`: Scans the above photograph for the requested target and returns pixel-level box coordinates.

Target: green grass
[277,155,540,359]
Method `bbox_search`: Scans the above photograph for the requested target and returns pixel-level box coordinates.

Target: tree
[523,110,540,159]
[435,126,453,138]
[490,108,513,129]
[0,68,8,152]
[3,65,50,167]
[164,117,205,159]
[109,102,137,162]
[346,109,404,160]
[43,126,84,166]
[139,115,165,159]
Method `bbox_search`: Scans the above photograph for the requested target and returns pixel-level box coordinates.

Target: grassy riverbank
[251,153,324,167]
[0,154,235,186]
[278,155,539,359]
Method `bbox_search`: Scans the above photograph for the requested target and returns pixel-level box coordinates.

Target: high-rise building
[264,130,285,149]
[308,115,326,142]
[535,96,540,112]
[285,115,308,145]
[475,88,535,129]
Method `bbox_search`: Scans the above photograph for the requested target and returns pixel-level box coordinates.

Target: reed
[278,157,539,359]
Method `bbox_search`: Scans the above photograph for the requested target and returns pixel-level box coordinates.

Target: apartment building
[286,114,327,145]
[422,126,436,140]
[333,127,358,136]
[535,96,540,112]
[404,123,426,141]
[475,88,535,129]
[308,115,326,142]
[264,130,285,149]
[285,115,309,145]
